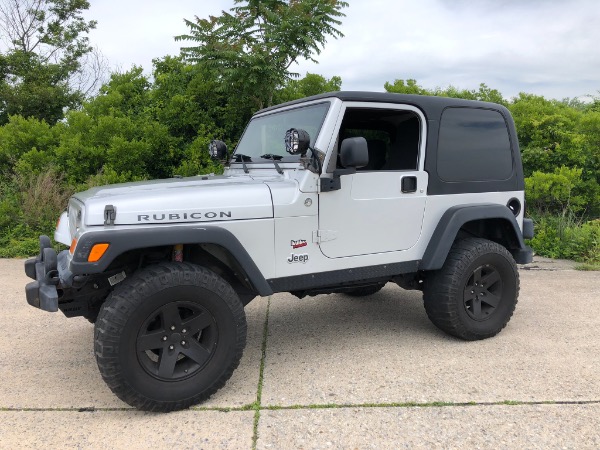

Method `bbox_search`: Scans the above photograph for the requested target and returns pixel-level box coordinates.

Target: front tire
[423,238,519,341]
[94,262,247,412]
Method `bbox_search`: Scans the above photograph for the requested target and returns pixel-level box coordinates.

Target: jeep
[24,92,534,411]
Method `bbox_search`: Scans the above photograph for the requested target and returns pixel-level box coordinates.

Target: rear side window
[437,108,513,182]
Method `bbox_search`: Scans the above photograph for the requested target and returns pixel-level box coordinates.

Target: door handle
[401,176,417,193]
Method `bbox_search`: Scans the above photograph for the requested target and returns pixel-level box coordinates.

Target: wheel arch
[70,226,274,297]
[421,204,532,271]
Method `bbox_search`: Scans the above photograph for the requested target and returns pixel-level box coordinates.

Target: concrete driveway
[1,258,599,449]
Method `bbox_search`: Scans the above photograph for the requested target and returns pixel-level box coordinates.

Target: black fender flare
[420,204,532,271]
[70,226,274,296]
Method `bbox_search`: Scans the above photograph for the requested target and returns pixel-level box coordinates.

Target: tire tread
[423,238,519,341]
[94,262,246,412]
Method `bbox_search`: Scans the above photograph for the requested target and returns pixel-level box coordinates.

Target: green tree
[275,72,341,103]
[176,0,348,109]
[384,79,431,96]
[384,78,506,105]
[0,0,97,124]
[150,55,250,144]
[0,50,83,124]
[0,113,59,174]
[509,93,600,211]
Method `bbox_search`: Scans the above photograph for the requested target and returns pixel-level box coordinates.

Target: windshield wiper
[260,154,284,174]
[232,154,252,174]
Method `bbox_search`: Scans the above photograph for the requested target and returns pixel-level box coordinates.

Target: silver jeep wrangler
[25,92,534,411]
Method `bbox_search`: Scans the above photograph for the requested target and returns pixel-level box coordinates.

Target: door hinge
[312,229,337,243]
[320,177,341,192]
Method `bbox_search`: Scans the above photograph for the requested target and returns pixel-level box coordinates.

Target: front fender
[70,226,273,296]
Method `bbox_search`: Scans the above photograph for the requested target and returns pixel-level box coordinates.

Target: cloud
[82,0,599,100]
[84,0,228,70]
[294,0,600,99]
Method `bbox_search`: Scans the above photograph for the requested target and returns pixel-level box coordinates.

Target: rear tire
[423,238,519,341]
[94,262,247,412]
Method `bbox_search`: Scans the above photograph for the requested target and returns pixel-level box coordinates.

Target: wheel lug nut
[471,290,474,294]
[170,326,176,331]
[169,345,174,350]
[182,329,187,334]
[181,341,186,345]
[162,336,167,341]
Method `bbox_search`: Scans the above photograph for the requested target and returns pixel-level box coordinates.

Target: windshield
[233,102,330,163]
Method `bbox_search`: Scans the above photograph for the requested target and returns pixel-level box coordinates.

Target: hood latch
[104,204,116,226]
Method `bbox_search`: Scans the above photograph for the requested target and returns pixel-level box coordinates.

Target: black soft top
[258,91,510,118]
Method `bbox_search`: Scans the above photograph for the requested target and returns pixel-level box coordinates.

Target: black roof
[257,91,507,117]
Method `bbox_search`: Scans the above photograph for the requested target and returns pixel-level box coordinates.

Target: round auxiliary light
[208,140,228,159]
[208,141,218,158]
[285,128,310,155]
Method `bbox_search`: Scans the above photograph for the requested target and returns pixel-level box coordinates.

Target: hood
[75,175,274,226]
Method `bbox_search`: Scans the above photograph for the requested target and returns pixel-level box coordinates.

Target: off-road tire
[94,262,247,412]
[423,238,519,341]
[344,284,384,297]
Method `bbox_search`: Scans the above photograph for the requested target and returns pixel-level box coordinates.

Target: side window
[337,108,421,171]
[437,108,513,182]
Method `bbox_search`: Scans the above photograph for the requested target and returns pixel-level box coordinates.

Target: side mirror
[285,128,310,156]
[320,137,369,192]
[209,140,228,160]
[340,137,368,168]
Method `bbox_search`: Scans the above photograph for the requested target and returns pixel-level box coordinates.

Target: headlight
[54,211,71,246]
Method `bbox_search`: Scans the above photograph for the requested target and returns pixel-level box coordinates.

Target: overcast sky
[85,0,600,101]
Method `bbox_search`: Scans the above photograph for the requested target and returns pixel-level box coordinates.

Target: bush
[0,115,59,175]
[525,166,591,215]
[0,226,41,258]
[529,214,600,264]
[16,168,72,230]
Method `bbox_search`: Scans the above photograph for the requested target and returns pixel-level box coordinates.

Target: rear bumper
[523,218,534,240]
[512,217,534,264]
[24,236,72,312]
[512,246,533,265]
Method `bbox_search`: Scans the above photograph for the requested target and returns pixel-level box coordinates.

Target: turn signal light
[69,238,77,254]
[88,243,109,262]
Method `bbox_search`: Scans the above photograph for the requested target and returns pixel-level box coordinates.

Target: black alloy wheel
[423,238,519,341]
[136,301,218,381]
[462,264,503,321]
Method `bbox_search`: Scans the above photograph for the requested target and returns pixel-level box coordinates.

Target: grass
[5,399,599,414]
[575,263,600,271]
[251,296,271,450]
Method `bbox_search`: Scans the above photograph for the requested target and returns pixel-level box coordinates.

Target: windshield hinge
[320,168,356,192]
[104,204,116,226]
[312,229,337,244]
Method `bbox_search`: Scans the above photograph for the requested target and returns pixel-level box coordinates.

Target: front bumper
[24,236,71,312]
